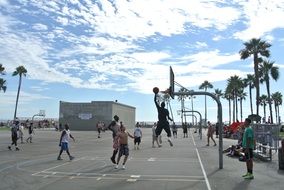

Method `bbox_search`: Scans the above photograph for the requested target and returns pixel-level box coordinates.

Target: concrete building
[59,101,136,131]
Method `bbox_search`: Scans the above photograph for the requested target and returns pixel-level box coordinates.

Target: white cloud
[32,23,48,31]
[234,0,284,40]
[0,0,8,6]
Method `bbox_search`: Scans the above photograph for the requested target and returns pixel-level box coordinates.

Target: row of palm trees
[175,38,282,125]
[0,64,28,120]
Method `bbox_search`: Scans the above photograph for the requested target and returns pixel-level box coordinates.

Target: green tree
[243,74,255,115]
[12,65,27,120]
[199,80,213,124]
[227,75,243,122]
[214,88,223,100]
[177,87,188,124]
[239,38,271,116]
[259,94,268,122]
[259,60,279,124]
[0,78,7,92]
[224,88,233,125]
[271,92,282,124]
[238,89,247,122]
[0,64,6,92]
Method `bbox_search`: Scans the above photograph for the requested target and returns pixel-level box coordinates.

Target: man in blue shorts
[57,124,75,161]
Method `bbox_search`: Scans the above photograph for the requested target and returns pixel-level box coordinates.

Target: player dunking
[154,88,173,146]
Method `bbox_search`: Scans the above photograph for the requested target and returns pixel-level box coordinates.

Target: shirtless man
[115,125,134,169]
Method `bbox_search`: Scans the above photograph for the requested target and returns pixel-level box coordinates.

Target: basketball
[153,87,159,94]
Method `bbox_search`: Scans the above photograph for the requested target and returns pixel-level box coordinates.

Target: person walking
[8,120,20,151]
[134,122,142,150]
[242,118,255,180]
[26,122,35,143]
[18,122,24,144]
[57,124,75,161]
[183,122,188,138]
[206,121,216,146]
[115,125,134,169]
[152,122,161,148]
[154,91,173,146]
[172,122,178,138]
[108,115,121,164]
[97,121,102,138]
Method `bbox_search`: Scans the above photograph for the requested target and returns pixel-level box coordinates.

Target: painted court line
[32,157,85,176]
[190,131,212,190]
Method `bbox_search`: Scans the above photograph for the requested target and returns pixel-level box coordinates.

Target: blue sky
[1,0,284,124]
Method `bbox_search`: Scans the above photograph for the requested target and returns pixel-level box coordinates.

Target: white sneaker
[122,165,126,170]
[168,138,173,146]
[115,165,119,169]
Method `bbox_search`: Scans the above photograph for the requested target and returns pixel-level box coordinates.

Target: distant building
[59,101,136,131]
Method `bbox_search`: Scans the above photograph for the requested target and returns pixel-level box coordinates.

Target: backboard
[169,66,174,99]
[39,110,45,117]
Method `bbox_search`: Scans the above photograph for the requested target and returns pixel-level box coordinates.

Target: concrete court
[0,128,283,190]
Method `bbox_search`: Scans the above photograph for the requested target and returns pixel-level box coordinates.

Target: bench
[254,143,277,161]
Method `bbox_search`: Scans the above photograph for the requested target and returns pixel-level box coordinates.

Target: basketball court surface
[0,128,283,190]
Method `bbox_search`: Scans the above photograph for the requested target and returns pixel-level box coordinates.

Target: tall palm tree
[162,93,174,121]
[239,38,271,116]
[227,75,243,122]
[224,88,233,125]
[12,66,27,120]
[238,89,247,122]
[259,60,279,124]
[199,80,213,124]
[271,92,282,124]
[177,88,188,124]
[259,94,268,122]
[243,74,255,115]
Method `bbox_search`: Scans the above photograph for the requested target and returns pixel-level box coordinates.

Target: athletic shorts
[118,144,129,157]
[245,148,253,160]
[61,142,69,151]
[134,137,141,144]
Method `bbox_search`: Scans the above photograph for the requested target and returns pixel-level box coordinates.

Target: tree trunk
[14,75,22,120]
[232,93,235,122]
[266,79,273,123]
[240,99,243,122]
[228,99,232,125]
[249,85,254,114]
[254,53,260,116]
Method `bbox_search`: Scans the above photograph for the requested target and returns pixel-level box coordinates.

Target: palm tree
[259,60,279,124]
[177,88,188,124]
[271,92,282,124]
[227,75,243,122]
[0,78,7,92]
[243,74,255,115]
[162,93,174,121]
[239,38,271,116]
[224,88,233,125]
[259,94,268,122]
[199,80,213,124]
[0,64,4,74]
[238,89,247,122]
[0,64,6,92]
[214,88,223,100]
[12,65,27,120]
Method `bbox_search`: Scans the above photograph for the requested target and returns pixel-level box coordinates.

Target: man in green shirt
[242,118,255,179]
